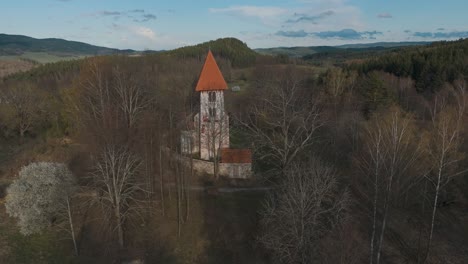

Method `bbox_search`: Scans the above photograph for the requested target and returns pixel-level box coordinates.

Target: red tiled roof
[195,51,228,92]
[221,148,252,164]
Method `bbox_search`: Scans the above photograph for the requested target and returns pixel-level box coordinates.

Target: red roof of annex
[221,148,252,164]
[195,50,228,92]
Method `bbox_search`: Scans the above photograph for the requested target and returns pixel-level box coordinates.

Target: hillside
[351,38,468,92]
[255,41,431,58]
[0,33,134,56]
[0,33,134,63]
[2,37,260,81]
[336,41,430,49]
[166,37,257,67]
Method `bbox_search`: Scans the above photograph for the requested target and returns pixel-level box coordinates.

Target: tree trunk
[180,156,186,224]
[168,108,174,203]
[376,167,395,264]
[369,138,382,264]
[186,145,192,222]
[417,181,428,264]
[214,158,219,180]
[370,166,379,264]
[19,125,26,144]
[424,163,443,263]
[159,145,165,216]
[376,201,389,264]
[376,148,398,264]
[175,158,181,238]
[144,136,151,201]
[67,197,79,256]
[115,203,124,248]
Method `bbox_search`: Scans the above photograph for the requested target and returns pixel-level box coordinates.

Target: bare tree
[159,144,166,211]
[0,83,46,139]
[181,118,193,221]
[90,145,142,248]
[158,117,166,216]
[323,68,357,118]
[359,117,384,264]
[64,195,79,256]
[259,158,348,264]
[423,83,466,262]
[76,60,149,142]
[357,106,425,264]
[77,60,111,130]
[113,66,148,129]
[240,67,322,172]
[322,68,358,158]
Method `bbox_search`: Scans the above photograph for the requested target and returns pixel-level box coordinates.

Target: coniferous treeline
[350,38,468,93]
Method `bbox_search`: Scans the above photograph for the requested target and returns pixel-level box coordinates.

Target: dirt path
[164,183,272,193]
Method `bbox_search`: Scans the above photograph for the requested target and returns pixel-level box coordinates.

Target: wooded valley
[0,37,467,264]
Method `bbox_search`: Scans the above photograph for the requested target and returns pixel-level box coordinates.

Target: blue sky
[1,0,467,50]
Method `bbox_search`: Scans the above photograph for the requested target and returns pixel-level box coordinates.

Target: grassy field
[0,52,85,64]
[0,60,36,78]
[0,52,87,78]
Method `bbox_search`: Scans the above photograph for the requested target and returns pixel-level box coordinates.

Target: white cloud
[105,24,181,50]
[377,13,393,19]
[133,26,157,41]
[282,5,363,32]
[209,5,288,20]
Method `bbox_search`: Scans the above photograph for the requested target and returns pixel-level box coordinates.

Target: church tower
[194,51,230,160]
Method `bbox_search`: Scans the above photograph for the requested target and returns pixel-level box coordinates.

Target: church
[180,51,252,179]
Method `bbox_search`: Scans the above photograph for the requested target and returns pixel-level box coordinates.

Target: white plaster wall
[199,90,230,160]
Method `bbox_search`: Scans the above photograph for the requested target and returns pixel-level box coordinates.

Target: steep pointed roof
[195,50,228,92]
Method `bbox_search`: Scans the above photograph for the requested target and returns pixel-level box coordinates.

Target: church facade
[180,51,251,179]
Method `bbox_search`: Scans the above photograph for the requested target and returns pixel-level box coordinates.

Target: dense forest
[0,37,467,264]
[167,38,258,67]
[350,38,468,93]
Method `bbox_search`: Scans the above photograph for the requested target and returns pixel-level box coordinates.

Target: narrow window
[208,91,216,102]
[209,107,216,119]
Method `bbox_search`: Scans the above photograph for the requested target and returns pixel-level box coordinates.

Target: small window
[208,92,216,102]
[209,108,216,119]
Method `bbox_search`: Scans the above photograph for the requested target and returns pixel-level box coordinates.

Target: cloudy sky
[1,0,467,50]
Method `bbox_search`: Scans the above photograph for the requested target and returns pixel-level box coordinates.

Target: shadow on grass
[3,229,77,264]
[198,191,268,264]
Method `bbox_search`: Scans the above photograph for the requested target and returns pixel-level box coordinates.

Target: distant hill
[0,33,134,63]
[255,41,431,58]
[166,38,257,67]
[336,41,431,49]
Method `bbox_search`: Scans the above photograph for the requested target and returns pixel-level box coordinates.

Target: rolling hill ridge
[0,33,134,56]
[255,41,431,57]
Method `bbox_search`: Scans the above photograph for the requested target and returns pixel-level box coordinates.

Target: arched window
[208,91,216,102]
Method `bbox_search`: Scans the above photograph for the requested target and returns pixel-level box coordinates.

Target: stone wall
[220,162,251,179]
[179,155,251,179]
